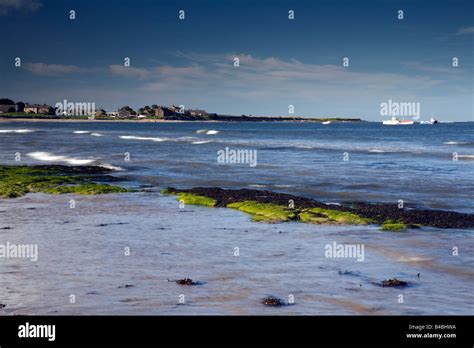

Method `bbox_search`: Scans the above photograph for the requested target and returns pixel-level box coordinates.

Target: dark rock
[170,278,199,286]
[338,270,360,276]
[34,165,113,175]
[262,296,286,307]
[118,284,134,289]
[96,222,128,227]
[379,278,408,288]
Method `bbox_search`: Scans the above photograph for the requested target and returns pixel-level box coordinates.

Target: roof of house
[0,99,15,105]
[25,104,52,108]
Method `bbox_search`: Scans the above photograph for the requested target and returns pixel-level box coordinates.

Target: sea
[0,121,473,315]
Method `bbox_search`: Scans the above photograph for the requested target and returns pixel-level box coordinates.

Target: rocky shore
[162,187,474,230]
[0,165,129,198]
[2,165,473,230]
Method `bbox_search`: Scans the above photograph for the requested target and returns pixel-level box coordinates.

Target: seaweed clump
[0,165,129,198]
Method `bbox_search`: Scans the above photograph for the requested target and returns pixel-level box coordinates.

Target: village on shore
[0,98,362,122]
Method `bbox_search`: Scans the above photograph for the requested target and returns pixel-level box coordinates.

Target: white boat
[322,121,331,125]
[420,116,438,125]
[382,116,414,125]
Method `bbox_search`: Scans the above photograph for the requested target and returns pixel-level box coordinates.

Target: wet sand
[0,192,472,315]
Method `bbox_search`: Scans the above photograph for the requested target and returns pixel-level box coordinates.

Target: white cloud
[0,0,42,15]
[401,61,464,74]
[456,26,474,35]
[23,62,81,76]
[138,53,444,100]
[109,65,150,79]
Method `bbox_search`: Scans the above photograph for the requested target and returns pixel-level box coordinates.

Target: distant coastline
[0,98,364,123]
[0,114,364,123]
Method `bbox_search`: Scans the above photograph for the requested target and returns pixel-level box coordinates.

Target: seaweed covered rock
[163,187,474,229]
[163,187,370,224]
[0,165,130,198]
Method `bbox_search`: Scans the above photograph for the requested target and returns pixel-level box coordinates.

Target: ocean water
[0,121,473,315]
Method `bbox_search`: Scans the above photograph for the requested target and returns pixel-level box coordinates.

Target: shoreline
[0,117,364,123]
[3,164,474,230]
[1,118,472,124]
[0,118,220,123]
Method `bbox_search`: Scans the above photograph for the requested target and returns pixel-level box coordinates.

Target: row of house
[0,99,55,114]
[116,105,209,118]
[0,98,210,118]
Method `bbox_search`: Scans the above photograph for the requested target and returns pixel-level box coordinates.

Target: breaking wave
[192,140,213,144]
[119,135,169,142]
[444,141,474,146]
[28,152,95,165]
[196,129,219,135]
[0,129,34,134]
[27,152,123,170]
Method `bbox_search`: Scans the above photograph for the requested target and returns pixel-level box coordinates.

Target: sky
[0,0,473,121]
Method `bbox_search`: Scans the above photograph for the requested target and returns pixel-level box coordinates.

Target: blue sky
[0,0,472,121]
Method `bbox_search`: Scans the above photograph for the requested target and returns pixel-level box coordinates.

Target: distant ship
[322,121,331,125]
[382,116,414,125]
[420,116,439,125]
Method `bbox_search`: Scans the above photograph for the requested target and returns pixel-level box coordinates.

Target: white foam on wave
[119,135,168,142]
[196,129,219,135]
[90,133,103,137]
[369,149,386,153]
[396,256,434,263]
[98,163,124,171]
[73,131,91,134]
[120,135,211,144]
[249,184,267,188]
[192,140,213,144]
[0,129,34,134]
[27,151,124,171]
[444,141,473,145]
[27,152,95,165]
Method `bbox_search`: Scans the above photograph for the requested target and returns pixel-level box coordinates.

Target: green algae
[0,165,129,198]
[380,220,407,232]
[300,207,374,225]
[226,201,296,222]
[176,192,216,207]
[163,189,373,226]
[45,183,128,195]
[161,189,217,207]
